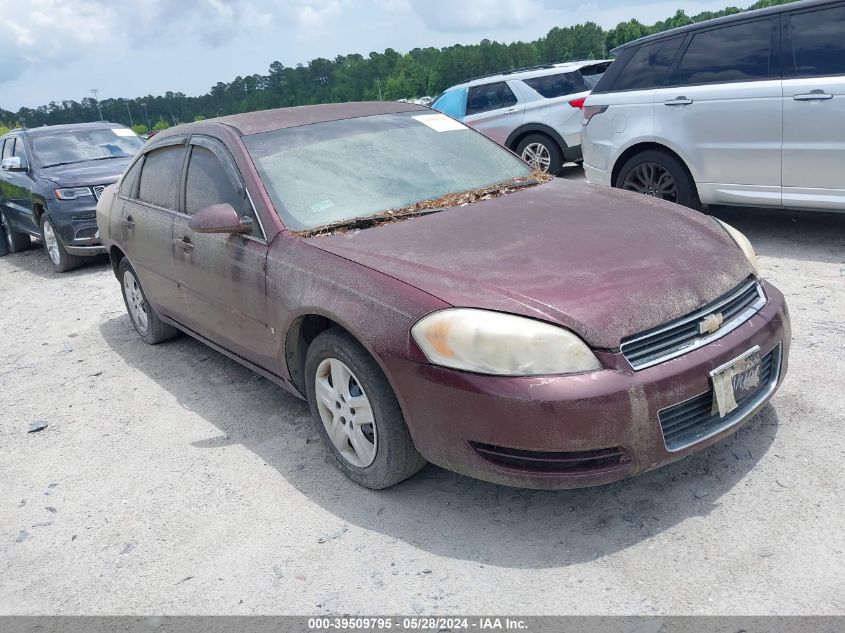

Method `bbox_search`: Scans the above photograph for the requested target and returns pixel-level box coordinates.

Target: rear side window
[670,19,774,86]
[523,72,586,98]
[608,36,684,91]
[432,88,468,119]
[138,145,186,210]
[787,5,845,77]
[466,82,518,115]
[120,159,143,198]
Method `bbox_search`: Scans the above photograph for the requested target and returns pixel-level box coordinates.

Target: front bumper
[382,281,790,489]
[49,199,106,257]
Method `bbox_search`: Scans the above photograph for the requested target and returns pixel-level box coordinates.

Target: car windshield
[33,128,144,167]
[243,111,532,232]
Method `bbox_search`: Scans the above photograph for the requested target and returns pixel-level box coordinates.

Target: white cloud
[408,0,544,32]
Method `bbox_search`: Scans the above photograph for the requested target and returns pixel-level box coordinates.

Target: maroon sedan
[96,102,790,489]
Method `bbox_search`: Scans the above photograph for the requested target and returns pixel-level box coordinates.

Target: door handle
[174,236,194,253]
[664,97,693,106]
[120,216,135,230]
[794,91,833,101]
[504,107,519,115]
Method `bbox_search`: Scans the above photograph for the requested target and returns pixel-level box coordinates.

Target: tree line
[0,0,795,135]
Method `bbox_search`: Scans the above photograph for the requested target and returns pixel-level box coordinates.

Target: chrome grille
[92,185,106,199]
[658,344,780,451]
[620,279,766,370]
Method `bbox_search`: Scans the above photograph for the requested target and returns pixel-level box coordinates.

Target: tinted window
[2,138,15,160]
[120,159,143,198]
[138,145,186,210]
[523,72,586,98]
[788,6,845,77]
[185,147,243,215]
[466,82,518,115]
[670,19,773,86]
[610,36,684,91]
[432,88,468,118]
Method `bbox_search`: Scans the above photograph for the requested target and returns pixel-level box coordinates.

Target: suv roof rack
[462,64,559,84]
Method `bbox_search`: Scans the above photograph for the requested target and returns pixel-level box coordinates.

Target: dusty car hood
[302,180,753,349]
[39,157,134,187]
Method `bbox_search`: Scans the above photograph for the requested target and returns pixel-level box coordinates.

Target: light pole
[90,88,104,121]
[140,102,152,132]
[125,101,134,127]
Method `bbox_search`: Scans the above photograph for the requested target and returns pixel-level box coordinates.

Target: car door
[171,136,276,370]
[1,136,37,233]
[652,17,783,207]
[781,2,845,211]
[120,138,187,318]
[464,81,524,145]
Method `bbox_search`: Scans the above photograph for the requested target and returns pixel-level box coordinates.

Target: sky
[0,0,745,111]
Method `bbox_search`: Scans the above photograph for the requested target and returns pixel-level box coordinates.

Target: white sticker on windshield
[310,200,335,215]
[112,128,137,137]
[412,113,466,132]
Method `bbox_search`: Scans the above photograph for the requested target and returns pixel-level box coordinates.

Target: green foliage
[3,0,803,127]
[131,124,149,135]
[0,123,12,137]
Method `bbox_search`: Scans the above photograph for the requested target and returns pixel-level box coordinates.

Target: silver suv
[582,0,845,211]
[432,60,611,175]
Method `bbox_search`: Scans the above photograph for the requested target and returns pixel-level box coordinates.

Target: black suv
[0,122,143,272]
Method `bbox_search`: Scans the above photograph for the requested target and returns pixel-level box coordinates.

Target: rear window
[523,72,586,98]
[787,5,845,77]
[466,82,518,115]
[669,19,775,86]
[606,36,685,91]
[138,145,186,210]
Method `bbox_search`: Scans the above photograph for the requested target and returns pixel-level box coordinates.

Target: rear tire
[516,133,563,176]
[40,214,83,273]
[1,210,32,254]
[615,150,701,210]
[118,258,179,345]
[305,328,426,489]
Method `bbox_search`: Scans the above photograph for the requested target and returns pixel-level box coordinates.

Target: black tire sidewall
[516,133,563,176]
[1,209,29,254]
[616,150,699,209]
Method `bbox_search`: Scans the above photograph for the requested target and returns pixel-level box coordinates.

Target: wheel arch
[109,245,126,279]
[505,123,567,155]
[610,141,698,190]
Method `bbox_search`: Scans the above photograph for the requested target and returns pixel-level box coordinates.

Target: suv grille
[92,185,106,199]
[470,443,630,474]
[658,344,780,451]
[620,279,766,370]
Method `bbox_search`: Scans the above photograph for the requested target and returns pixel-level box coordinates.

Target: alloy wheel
[314,358,377,468]
[521,142,552,172]
[42,219,61,266]
[621,162,678,202]
[123,270,149,334]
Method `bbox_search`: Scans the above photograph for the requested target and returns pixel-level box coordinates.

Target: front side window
[670,19,774,86]
[432,88,468,119]
[787,5,845,77]
[2,138,15,160]
[610,36,685,91]
[523,72,586,98]
[243,111,533,232]
[466,82,518,115]
[32,128,143,168]
[138,145,186,210]
[185,146,243,216]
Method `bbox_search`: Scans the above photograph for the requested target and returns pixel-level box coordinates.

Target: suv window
[787,5,845,77]
[11,138,26,159]
[670,19,774,86]
[2,138,15,160]
[138,145,186,210]
[466,82,518,115]
[609,36,684,91]
[523,72,586,98]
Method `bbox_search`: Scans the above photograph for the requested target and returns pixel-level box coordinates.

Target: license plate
[710,346,762,418]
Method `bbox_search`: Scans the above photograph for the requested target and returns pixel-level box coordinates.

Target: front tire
[118,258,179,345]
[516,134,563,176]
[305,329,426,489]
[1,210,31,255]
[40,214,82,273]
[615,150,701,210]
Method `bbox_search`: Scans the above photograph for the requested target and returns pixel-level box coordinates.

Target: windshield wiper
[43,156,129,168]
[299,207,446,237]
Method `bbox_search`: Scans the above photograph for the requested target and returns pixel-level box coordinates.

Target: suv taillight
[583,105,608,125]
[568,97,586,109]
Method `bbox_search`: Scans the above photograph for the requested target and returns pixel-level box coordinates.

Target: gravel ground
[1,169,844,615]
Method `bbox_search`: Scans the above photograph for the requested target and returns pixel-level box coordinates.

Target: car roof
[204,101,428,136]
[449,59,613,90]
[19,121,129,138]
[612,0,836,54]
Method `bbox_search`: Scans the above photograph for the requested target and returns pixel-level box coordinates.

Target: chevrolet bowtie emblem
[699,312,724,335]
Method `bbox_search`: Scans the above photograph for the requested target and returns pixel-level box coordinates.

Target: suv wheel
[1,210,32,255]
[615,150,701,210]
[40,215,83,273]
[516,134,563,176]
[305,328,426,489]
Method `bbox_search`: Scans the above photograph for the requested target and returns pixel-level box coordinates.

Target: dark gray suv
[0,122,143,272]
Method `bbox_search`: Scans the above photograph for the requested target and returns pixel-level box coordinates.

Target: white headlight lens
[55,187,94,200]
[411,309,601,376]
[716,219,759,274]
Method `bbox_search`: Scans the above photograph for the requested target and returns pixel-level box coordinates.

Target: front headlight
[55,187,94,200]
[716,219,759,274]
[411,308,601,376]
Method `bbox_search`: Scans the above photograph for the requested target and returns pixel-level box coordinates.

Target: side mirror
[1,156,27,171]
[189,203,253,234]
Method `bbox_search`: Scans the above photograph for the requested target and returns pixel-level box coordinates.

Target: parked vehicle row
[0,122,143,271]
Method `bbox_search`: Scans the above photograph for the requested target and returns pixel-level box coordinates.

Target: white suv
[582,0,845,211]
[433,60,611,175]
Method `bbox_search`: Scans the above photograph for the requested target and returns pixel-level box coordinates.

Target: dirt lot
[1,170,844,615]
